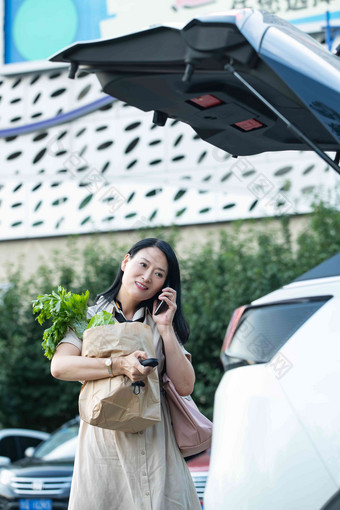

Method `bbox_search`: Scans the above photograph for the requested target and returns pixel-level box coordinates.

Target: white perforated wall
[0,68,338,241]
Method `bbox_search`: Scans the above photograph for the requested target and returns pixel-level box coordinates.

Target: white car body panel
[251,276,340,305]
[277,294,340,486]
[205,276,340,509]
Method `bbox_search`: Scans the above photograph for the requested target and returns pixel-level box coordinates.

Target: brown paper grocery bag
[79,322,161,433]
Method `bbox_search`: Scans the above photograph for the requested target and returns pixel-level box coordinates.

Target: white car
[205,252,340,510]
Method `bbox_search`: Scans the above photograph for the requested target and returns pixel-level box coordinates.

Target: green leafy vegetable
[32,286,89,360]
[32,286,115,360]
[86,310,116,329]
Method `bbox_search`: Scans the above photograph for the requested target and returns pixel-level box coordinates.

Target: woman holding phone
[51,237,201,510]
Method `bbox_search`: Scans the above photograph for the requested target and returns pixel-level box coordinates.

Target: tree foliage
[0,201,339,430]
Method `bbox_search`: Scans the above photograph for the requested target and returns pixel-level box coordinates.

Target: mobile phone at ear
[154,281,169,315]
[154,300,168,315]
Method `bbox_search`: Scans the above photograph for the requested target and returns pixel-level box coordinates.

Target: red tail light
[221,305,247,355]
[220,305,248,371]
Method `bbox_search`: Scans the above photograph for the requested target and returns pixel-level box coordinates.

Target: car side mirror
[0,456,11,467]
[24,447,35,458]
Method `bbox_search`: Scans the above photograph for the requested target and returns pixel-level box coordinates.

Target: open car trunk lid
[50,8,340,173]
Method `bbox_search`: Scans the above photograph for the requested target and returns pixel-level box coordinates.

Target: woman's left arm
[160,325,195,396]
[153,286,195,396]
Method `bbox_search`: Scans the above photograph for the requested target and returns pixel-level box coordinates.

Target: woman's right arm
[51,343,154,382]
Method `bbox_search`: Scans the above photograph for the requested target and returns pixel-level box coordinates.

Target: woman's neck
[115,291,138,320]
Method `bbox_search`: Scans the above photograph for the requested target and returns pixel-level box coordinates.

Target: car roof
[294,252,340,282]
[0,429,49,439]
[50,9,340,173]
[251,252,340,305]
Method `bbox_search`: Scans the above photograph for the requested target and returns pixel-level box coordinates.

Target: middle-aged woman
[51,237,202,510]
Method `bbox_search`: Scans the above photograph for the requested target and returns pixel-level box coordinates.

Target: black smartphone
[154,281,169,315]
[140,358,159,368]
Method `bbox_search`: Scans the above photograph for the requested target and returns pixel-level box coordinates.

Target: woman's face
[120,246,168,304]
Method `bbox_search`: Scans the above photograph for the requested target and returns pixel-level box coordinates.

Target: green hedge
[0,201,340,431]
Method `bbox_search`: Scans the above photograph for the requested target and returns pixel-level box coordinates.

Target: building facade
[0,0,339,279]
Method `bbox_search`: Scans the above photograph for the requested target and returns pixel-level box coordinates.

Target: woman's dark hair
[97,238,190,344]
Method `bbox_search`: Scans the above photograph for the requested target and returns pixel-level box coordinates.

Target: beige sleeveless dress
[60,298,201,510]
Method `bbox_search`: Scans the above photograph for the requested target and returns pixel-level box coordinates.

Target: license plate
[20,500,52,510]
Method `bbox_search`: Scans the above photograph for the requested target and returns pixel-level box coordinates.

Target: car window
[0,436,18,462]
[34,424,79,460]
[224,296,331,366]
[17,436,44,459]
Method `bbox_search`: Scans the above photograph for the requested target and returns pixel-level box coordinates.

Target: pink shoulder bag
[162,373,213,457]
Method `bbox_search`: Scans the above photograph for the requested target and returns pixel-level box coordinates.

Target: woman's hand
[152,286,177,329]
[118,351,155,382]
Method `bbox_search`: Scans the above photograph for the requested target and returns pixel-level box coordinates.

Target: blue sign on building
[5,0,116,63]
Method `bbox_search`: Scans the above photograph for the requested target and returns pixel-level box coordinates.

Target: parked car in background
[187,449,210,508]
[0,418,78,510]
[0,416,208,509]
[0,429,49,467]
[205,253,340,510]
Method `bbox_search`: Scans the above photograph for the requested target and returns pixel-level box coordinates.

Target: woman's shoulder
[87,295,112,319]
